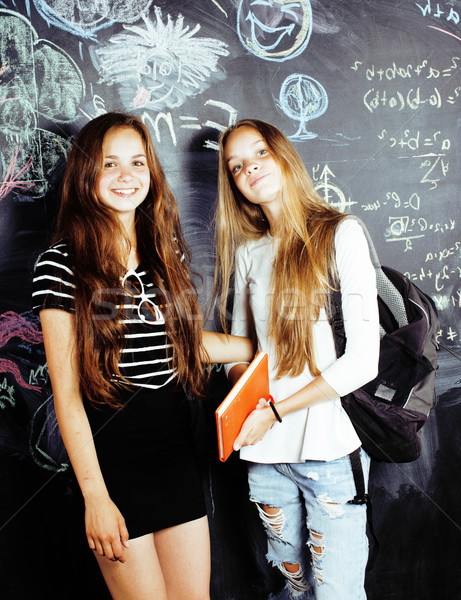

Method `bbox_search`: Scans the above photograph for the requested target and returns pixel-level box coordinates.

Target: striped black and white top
[32,242,177,390]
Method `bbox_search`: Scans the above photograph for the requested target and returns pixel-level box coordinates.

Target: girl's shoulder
[32,240,76,314]
[334,216,367,247]
[36,240,71,266]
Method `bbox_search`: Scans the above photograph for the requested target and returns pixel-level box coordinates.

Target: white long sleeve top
[226,218,380,463]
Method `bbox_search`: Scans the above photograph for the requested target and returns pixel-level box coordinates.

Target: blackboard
[1,1,460,599]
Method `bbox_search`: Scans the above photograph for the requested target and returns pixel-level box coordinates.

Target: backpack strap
[348,448,380,570]
[347,448,367,505]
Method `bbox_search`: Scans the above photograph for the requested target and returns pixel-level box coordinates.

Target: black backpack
[328,216,440,464]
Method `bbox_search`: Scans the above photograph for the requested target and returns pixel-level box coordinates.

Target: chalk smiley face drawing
[237,0,312,61]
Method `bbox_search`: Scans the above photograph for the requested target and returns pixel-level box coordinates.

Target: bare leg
[155,515,211,600]
[94,516,210,600]
[94,533,167,600]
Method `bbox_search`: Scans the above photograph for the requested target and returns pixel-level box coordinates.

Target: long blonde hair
[214,119,346,378]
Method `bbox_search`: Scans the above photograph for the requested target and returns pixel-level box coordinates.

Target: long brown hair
[214,119,346,378]
[54,111,207,406]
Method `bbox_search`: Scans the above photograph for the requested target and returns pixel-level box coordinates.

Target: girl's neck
[116,214,138,269]
[126,246,139,270]
[261,203,282,236]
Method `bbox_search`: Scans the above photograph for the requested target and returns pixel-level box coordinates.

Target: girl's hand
[85,495,130,563]
[233,398,277,450]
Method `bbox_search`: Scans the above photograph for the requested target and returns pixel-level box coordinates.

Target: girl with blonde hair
[214,119,380,599]
[33,112,253,600]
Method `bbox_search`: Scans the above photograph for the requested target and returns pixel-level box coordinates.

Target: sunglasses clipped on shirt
[121,269,166,325]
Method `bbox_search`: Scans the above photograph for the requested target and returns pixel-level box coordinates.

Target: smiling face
[97,126,151,221]
[237,0,312,61]
[224,126,283,220]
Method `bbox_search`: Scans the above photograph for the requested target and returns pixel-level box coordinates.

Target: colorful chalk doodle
[0,147,33,200]
[0,311,43,391]
[90,6,229,112]
[33,0,155,38]
[278,73,328,140]
[237,0,312,61]
[0,9,83,197]
[0,309,66,470]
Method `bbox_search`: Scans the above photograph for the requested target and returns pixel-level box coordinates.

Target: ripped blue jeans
[247,450,370,600]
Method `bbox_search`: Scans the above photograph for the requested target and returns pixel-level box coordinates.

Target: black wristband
[268,399,282,423]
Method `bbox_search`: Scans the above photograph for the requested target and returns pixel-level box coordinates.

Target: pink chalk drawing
[0,311,43,346]
[0,146,33,199]
[0,358,38,390]
[0,311,43,390]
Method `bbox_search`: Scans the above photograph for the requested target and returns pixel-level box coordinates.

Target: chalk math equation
[351,56,460,112]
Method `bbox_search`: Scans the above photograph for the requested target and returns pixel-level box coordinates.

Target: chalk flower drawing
[90,7,229,112]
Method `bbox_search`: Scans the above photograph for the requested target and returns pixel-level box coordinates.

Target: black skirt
[85,383,206,540]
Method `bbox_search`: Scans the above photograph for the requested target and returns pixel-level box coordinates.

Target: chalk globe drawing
[237,0,312,62]
[279,74,328,140]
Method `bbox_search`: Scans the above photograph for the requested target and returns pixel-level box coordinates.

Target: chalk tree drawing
[90,7,229,113]
[278,73,328,140]
[237,0,312,61]
[33,0,154,38]
[0,9,83,197]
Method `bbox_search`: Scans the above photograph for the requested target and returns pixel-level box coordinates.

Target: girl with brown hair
[32,112,252,600]
[214,119,380,599]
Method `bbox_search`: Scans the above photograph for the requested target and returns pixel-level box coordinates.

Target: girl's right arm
[224,245,254,384]
[40,309,129,562]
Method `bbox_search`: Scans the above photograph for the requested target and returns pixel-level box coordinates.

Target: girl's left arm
[233,374,338,450]
[201,330,254,364]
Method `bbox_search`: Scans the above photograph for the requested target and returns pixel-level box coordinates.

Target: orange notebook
[215,351,270,462]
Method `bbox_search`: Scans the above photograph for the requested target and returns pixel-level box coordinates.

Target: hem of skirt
[127,505,207,540]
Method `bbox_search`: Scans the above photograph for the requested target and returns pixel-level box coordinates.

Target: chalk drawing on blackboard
[202,99,238,150]
[237,0,312,62]
[79,95,108,121]
[278,73,328,140]
[428,25,461,41]
[312,165,357,213]
[29,392,69,472]
[211,0,228,18]
[0,148,33,200]
[90,7,229,112]
[33,0,154,38]
[0,9,84,196]
[0,377,15,410]
[415,0,460,27]
[0,311,43,392]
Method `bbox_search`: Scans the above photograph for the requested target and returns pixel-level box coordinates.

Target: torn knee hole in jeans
[277,562,310,595]
[308,530,325,585]
[253,502,285,540]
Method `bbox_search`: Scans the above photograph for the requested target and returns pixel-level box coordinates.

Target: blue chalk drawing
[237,0,312,62]
[278,73,328,140]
